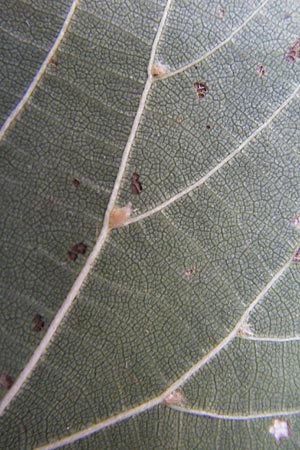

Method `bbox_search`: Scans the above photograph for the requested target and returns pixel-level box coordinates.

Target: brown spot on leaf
[256,63,266,77]
[286,37,300,63]
[0,372,13,390]
[49,58,59,68]
[151,62,170,78]
[194,81,209,99]
[32,314,45,333]
[72,177,80,190]
[184,266,196,278]
[67,242,88,261]
[109,204,132,229]
[293,247,300,263]
[131,172,142,195]
[75,242,88,255]
[67,249,78,261]
[164,391,186,405]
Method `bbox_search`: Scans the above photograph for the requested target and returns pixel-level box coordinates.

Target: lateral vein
[0,0,81,141]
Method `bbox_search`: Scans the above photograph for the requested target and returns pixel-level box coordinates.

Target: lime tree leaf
[1,0,300,449]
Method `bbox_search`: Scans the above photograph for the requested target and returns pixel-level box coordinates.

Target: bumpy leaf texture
[1,0,300,449]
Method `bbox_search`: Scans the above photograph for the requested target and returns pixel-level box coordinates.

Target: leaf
[1,0,300,448]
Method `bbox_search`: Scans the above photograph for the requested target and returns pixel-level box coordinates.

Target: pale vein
[243,335,300,343]
[0,0,174,418]
[169,405,300,421]
[127,83,300,226]
[163,0,271,79]
[35,256,293,449]
[0,0,80,140]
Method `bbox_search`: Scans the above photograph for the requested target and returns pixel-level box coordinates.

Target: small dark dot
[32,314,45,333]
[131,172,142,195]
[49,58,59,68]
[72,178,80,190]
[67,242,88,261]
[0,372,13,390]
[206,124,211,130]
[256,64,266,77]
[286,37,300,63]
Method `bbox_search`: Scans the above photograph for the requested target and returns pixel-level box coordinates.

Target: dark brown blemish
[32,314,45,333]
[206,124,211,130]
[194,81,209,99]
[72,177,80,190]
[286,37,300,63]
[49,58,59,68]
[67,242,88,261]
[256,63,266,77]
[0,372,13,390]
[131,172,142,195]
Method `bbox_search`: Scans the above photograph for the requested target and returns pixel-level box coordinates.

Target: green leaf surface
[1,0,300,448]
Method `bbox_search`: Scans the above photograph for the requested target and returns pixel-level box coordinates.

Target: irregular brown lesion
[184,266,196,279]
[108,204,132,229]
[286,37,300,63]
[292,246,300,263]
[72,177,80,190]
[151,62,170,78]
[0,372,13,390]
[130,172,142,195]
[32,313,45,333]
[193,81,209,99]
[49,58,59,69]
[67,242,88,261]
[256,63,266,77]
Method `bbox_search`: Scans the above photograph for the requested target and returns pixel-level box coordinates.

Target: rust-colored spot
[293,247,300,263]
[0,372,13,390]
[256,63,266,77]
[32,314,45,333]
[286,37,300,63]
[164,391,186,405]
[67,242,88,261]
[49,58,59,68]
[151,62,170,78]
[72,177,80,190]
[194,81,209,99]
[176,118,183,125]
[109,204,132,229]
[131,172,142,195]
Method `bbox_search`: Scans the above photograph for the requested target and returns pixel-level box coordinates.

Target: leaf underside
[1,0,300,449]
